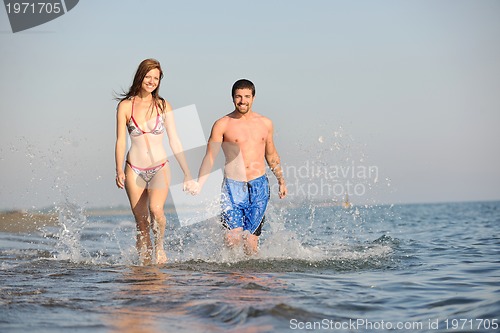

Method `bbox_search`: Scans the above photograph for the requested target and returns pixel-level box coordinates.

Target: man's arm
[265,119,287,199]
[196,118,225,190]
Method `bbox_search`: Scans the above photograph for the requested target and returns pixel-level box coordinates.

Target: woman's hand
[116,170,126,189]
[183,176,200,195]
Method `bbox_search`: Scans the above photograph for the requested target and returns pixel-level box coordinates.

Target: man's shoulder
[256,112,271,120]
[214,114,232,126]
[211,114,232,135]
[252,112,273,127]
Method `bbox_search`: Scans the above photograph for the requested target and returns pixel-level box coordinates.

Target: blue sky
[1,0,499,210]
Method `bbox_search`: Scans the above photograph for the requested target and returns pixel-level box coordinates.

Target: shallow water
[1,201,499,332]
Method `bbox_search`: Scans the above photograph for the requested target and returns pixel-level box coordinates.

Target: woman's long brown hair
[116,58,166,114]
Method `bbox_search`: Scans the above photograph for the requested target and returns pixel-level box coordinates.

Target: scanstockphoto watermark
[278,160,379,199]
[290,318,426,330]
[290,318,499,331]
[3,0,80,33]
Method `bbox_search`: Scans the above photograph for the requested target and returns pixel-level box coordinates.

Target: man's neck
[231,109,253,119]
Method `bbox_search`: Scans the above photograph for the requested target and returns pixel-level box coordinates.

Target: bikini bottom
[126,161,167,183]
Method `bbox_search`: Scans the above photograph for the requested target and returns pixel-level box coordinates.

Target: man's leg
[225,227,243,249]
[242,216,264,255]
[243,175,269,256]
[243,234,259,255]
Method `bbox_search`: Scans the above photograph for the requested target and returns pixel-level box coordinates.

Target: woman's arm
[163,101,193,183]
[115,100,129,189]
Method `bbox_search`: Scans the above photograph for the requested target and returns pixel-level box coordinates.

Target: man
[195,79,287,255]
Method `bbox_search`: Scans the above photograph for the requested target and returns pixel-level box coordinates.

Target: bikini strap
[155,100,162,118]
[129,97,144,133]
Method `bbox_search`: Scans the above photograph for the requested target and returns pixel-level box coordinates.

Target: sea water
[1,200,499,332]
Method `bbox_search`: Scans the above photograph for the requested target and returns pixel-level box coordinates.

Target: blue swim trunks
[221,174,270,236]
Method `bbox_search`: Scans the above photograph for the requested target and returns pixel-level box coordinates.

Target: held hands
[190,182,201,195]
[183,177,200,195]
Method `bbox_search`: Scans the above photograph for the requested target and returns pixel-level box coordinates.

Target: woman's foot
[137,235,153,265]
[139,252,152,266]
[155,247,167,264]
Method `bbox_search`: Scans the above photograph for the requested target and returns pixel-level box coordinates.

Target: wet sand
[1,206,198,233]
[0,210,58,233]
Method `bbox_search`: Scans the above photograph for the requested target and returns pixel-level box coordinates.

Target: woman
[115,59,194,265]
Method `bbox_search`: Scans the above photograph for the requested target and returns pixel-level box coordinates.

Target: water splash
[161,200,396,271]
[4,134,93,211]
[51,201,90,262]
[290,126,391,206]
[3,129,397,270]
[159,126,397,267]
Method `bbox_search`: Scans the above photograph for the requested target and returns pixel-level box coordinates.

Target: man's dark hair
[232,79,255,97]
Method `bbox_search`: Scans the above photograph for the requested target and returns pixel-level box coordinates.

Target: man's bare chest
[224,125,267,144]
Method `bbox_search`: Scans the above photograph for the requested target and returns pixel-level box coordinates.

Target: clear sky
[1,0,499,210]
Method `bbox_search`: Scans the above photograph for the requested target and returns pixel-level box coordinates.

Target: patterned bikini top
[127,99,166,137]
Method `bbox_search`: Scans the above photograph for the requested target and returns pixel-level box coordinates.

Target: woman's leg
[148,164,171,264]
[125,164,152,265]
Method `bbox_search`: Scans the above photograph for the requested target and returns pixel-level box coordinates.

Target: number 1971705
[6,2,62,14]
[444,319,498,330]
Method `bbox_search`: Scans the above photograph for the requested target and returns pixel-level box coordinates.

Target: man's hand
[278,183,287,199]
[183,179,200,195]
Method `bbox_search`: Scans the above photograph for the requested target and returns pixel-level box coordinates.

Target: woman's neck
[136,91,153,101]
